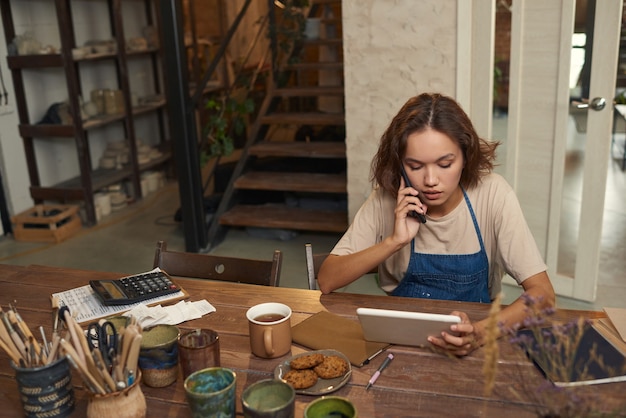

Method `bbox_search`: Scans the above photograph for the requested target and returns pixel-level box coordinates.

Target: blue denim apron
[391,189,490,302]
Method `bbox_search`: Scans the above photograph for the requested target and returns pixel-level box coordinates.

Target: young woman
[317,92,555,356]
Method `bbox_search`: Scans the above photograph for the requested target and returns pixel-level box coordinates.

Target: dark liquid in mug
[254,313,285,323]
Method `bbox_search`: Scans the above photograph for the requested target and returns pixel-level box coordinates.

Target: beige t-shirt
[331,173,547,298]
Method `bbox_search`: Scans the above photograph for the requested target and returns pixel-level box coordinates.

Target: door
[500,1,622,301]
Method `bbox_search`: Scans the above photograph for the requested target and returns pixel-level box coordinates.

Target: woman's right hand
[394,178,425,245]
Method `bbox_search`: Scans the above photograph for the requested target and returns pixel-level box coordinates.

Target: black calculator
[89,270,181,306]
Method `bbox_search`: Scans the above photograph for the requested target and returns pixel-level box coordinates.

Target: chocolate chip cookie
[289,353,325,370]
[313,355,349,379]
[283,369,319,389]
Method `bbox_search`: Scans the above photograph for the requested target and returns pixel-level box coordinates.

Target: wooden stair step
[219,204,348,233]
[273,86,344,97]
[303,38,342,47]
[235,172,346,193]
[284,62,343,71]
[250,141,345,158]
[260,112,344,125]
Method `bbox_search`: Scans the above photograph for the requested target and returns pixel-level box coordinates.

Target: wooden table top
[0,264,623,417]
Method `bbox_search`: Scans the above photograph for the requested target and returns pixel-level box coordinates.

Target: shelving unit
[0,0,172,225]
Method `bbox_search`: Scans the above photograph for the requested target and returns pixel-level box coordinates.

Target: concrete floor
[0,179,623,313]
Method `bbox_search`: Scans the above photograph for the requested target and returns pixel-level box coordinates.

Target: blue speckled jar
[138,324,180,387]
[184,367,236,418]
[12,357,75,418]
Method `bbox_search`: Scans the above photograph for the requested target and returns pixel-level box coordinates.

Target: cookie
[283,369,318,389]
[313,355,349,379]
[289,353,325,370]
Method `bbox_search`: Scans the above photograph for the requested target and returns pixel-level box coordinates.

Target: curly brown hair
[371,92,500,196]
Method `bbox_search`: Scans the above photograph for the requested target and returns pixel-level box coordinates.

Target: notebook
[291,311,389,367]
[356,307,461,347]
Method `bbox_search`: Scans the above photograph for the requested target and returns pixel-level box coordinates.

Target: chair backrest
[305,243,326,290]
[154,241,282,287]
[305,243,378,290]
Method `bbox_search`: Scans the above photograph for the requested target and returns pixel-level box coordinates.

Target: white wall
[342,0,458,220]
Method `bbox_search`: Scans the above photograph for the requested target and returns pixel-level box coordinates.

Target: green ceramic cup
[184,367,236,418]
[241,379,295,418]
[304,396,357,418]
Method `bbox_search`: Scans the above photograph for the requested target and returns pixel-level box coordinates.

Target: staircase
[207,0,347,248]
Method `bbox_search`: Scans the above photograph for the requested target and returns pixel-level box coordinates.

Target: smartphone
[400,165,427,223]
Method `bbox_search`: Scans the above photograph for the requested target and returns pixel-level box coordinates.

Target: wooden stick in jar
[0,314,22,362]
[60,339,106,395]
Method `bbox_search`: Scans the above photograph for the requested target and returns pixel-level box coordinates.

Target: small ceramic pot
[139,324,180,387]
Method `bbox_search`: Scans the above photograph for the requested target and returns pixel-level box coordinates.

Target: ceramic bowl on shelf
[149,149,163,160]
[138,153,151,165]
[83,101,99,117]
[107,140,127,151]
[72,47,87,60]
[126,37,148,52]
[99,156,116,170]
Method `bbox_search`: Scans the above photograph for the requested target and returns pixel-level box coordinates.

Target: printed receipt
[52,284,186,324]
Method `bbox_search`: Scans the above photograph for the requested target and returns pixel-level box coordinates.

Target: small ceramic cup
[246,303,292,358]
[242,379,295,418]
[139,324,180,387]
[178,328,221,380]
[304,396,357,418]
[184,367,236,418]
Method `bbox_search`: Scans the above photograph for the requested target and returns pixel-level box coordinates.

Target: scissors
[87,320,118,368]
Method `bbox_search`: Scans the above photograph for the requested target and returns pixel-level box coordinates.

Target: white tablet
[356,307,461,347]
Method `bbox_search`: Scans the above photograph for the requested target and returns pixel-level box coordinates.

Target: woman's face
[403,128,464,217]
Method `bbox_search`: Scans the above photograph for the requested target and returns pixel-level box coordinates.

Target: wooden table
[0,264,623,417]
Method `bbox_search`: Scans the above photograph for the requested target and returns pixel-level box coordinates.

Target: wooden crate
[11,204,82,243]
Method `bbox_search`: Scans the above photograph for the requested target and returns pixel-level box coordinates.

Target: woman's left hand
[427,311,481,356]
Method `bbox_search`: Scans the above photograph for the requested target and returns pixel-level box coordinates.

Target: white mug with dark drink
[246,303,292,358]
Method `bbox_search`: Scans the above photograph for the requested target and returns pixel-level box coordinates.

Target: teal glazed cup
[139,324,180,387]
[304,396,357,418]
[242,379,295,418]
[184,367,237,418]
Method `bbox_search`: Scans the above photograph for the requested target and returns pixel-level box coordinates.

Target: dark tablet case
[518,322,626,386]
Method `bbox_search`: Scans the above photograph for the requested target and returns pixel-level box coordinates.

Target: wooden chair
[305,243,377,290]
[153,241,282,287]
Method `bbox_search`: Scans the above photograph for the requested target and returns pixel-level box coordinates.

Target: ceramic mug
[304,396,357,418]
[184,367,236,418]
[138,324,180,387]
[246,303,292,358]
[178,329,221,380]
[241,379,295,418]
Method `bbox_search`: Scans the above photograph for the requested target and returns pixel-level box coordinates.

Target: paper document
[122,300,216,328]
[52,281,187,324]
